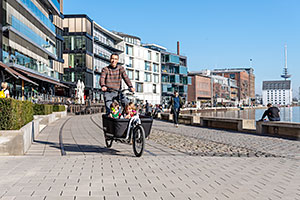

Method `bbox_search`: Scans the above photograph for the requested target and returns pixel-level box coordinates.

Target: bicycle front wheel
[132,125,145,157]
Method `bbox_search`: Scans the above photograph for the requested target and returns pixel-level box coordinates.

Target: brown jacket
[100,65,133,90]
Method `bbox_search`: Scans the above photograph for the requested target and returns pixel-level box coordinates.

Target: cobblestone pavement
[152,120,300,159]
[0,114,299,200]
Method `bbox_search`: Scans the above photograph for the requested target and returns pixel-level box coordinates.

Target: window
[126,57,133,68]
[148,51,151,60]
[154,75,159,83]
[230,74,236,79]
[145,61,151,71]
[68,54,85,68]
[126,69,133,80]
[153,84,157,94]
[135,71,139,81]
[126,45,133,56]
[136,83,143,92]
[155,53,159,62]
[145,73,151,82]
[153,64,159,72]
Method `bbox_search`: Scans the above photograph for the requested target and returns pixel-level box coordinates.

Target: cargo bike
[102,88,153,157]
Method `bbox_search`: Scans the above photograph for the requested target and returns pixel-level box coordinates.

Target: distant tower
[281,44,291,80]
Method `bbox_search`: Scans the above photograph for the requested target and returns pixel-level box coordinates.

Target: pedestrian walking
[259,103,280,121]
[100,53,135,114]
[169,91,184,127]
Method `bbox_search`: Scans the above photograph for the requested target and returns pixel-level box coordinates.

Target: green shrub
[53,105,66,112]
[0,99,33,130]
[33,104,53,115]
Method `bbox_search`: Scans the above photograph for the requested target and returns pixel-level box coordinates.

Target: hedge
[0,99,33,130]
[33,104,53,115]
[53,105,65,112]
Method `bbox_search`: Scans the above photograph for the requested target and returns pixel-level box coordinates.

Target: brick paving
[0,114,299,200]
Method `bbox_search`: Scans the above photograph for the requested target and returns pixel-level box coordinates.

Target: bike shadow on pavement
[32,140,137,157]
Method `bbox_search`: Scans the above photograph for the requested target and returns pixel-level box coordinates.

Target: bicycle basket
[102,114,130,138]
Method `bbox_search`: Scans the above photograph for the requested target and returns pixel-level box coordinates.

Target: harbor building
[212,68,255,105]
[1,0,65,100]
[262,80,292,106]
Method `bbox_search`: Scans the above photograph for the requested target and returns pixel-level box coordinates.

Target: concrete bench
[200,117,255,132]
[256,121,300,140]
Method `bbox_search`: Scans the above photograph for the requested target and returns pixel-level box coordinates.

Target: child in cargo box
[124,102,137,119]
[109,101,121,119]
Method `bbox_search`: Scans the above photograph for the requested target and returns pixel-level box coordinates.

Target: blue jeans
[104,91,128,115]
[172,108,180,124]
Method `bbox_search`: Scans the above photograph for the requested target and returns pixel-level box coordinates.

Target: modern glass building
[62,14,94,98]
[1,0,65,100]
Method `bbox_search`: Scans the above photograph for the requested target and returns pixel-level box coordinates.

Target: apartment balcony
[3,18,57,59]
[15,0,56,36]
[94,36,124,52]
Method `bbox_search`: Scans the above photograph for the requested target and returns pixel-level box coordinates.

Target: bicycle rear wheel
[132,125,145,157]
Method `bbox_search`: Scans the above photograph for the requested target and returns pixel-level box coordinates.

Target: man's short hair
[267,103,272,107]
[110,53,119,59]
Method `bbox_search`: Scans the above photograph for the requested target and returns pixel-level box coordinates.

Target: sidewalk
[0,114,299,200]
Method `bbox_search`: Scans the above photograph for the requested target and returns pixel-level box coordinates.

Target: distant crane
[281,44,291,80]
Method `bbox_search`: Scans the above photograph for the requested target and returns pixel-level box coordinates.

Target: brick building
[188,73,212,106]
[212,68,255,105]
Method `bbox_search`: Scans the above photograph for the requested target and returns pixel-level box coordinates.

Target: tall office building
[262,80,292,106]
[1,0,65,99]
[113,33,161,105]
[144,42,189,106]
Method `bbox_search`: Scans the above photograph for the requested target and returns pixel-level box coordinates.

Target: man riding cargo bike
[100,54,153,157]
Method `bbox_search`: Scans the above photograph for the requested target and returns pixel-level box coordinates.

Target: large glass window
[153,84,157,94]
[148,51,151,60]
[126,57,133,68]
[145,73,151,82]
[20,0,56,32]
[153,64,159,73]
[154,75,159,83]
[155,53,159,62]
[126,69,133,80]
[135,70,139,81]
[145,61,151,71]
[11,16,56,55]
[126,45,133,56]
[136,83,143,93]
[179,66,187,75]
[68,54,85,68]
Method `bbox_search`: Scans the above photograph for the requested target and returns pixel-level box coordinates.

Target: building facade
[62,14,94,98]
[187,73,212,107]
[262,80,292,106]
[143,43,189,106]
[213,68,255,105]
[1,0,65,100]
[115,33,161,105]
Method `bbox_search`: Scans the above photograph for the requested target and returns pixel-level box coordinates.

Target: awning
[12,67,68,88]
[0,62,39,86]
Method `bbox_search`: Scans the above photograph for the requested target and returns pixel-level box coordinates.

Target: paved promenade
[0,114,299,199]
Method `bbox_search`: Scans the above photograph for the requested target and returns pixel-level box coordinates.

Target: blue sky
[64,0,300,96]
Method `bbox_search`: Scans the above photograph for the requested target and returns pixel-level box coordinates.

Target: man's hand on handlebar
[130,87,135,93]
[101,86,107,92]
